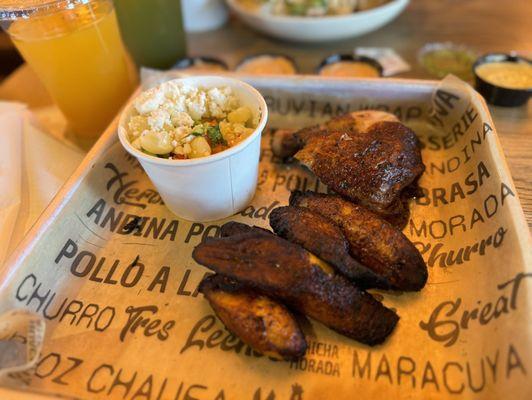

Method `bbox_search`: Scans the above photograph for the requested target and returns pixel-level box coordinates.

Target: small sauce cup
[173,56,229,72]
[473,53,531,107]
[118,76,268,222]
[317,54,383,78]
[235,53,298,75]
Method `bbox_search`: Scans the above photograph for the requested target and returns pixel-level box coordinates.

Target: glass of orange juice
[0,0,138,146]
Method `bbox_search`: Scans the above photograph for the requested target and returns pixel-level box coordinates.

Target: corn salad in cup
[126,80,259,160]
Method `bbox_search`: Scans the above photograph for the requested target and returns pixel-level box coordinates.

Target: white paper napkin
[0,102,85,267]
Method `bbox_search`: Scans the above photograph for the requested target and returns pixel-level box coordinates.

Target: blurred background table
[0,0,530,226]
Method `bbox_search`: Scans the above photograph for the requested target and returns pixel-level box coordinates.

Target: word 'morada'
[290,341,341,378]
[410,182,515,241]
[419,272,532,347]
[416,160,491,207]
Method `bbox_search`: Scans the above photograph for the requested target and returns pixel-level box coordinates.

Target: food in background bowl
[252,0,390,16]
[228,0,409,43]
[125,80,259,160]
[236,54,298,75]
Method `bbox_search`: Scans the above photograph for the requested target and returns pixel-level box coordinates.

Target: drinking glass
[0,0,138,145]
[113,0,187,70]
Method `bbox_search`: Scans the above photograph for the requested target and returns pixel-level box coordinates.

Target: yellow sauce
[319,61,380,78]
[236,56,296,75]
[475,62,532,90]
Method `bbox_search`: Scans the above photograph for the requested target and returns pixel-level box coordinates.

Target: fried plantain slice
[290,191,428,291]
[193,232,399,346]
[199,274,307,360]
[220,221,272,237]
[269,206,388,289]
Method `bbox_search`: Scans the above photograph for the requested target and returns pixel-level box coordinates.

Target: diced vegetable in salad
[126,81,258,160]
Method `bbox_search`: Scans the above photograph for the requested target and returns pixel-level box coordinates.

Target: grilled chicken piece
[193,231,399,346]
[269,206,388,289]
[271,111,424,225]
[220,221,272,237]
[199,274,307,360]
[290,191,427,291]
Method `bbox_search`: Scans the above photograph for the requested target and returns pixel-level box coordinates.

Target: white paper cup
[118,76,268,222]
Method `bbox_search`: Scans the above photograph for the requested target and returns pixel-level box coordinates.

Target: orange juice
[7,0,137,142]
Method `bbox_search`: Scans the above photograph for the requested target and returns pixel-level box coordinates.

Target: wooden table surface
[0,0,530,226]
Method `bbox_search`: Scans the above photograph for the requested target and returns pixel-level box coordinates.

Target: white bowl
[118,76,268,222]
[226,0,409,43]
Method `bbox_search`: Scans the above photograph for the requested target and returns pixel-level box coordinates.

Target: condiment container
[473,53,531,107]
[118,76,268,222]
[235,53,298,75]
[173,56,229,72]
[418,42,477,82]
[317,54,383,77]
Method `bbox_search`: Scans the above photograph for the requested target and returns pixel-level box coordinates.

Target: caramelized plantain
[199,274,307,360]
[193,232,399,346]
[220,221,272,237]
[269,206,388,289]
[290,191,428,291]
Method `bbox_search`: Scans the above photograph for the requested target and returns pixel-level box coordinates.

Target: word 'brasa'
[420,272,532,347]
[86,199,179,241]
[417,161,490,207]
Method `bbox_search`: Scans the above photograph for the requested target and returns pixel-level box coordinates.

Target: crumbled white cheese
[134,88,165,114]
[147,109,171,131]
[127,80,256,158]
[171,111,194,128]
[128,115,148,137]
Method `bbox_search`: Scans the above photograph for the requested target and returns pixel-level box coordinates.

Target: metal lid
[0,0,91,20]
